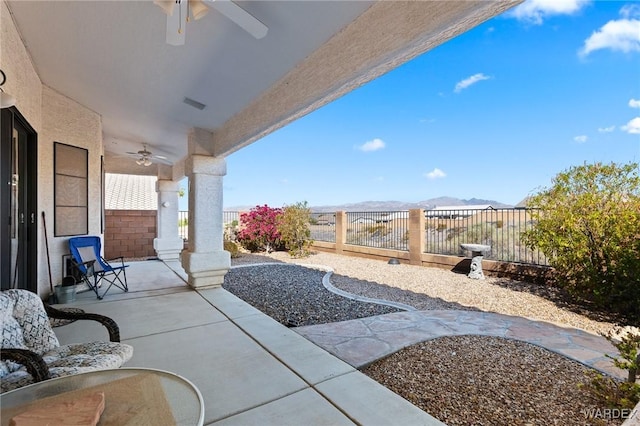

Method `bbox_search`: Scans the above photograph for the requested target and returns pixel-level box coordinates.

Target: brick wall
[104,210,157,259]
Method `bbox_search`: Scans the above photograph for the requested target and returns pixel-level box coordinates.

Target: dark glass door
[1,107,37,291]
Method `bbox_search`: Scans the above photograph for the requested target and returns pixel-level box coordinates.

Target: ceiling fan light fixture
[154,0,176,16]
[136,157,145,166]
[190,0,209,20]
[143,158,152,167]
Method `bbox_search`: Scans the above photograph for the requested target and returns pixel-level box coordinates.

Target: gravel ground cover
[228,252,629,425]
[243,251,619,335]
[362,335,619,426]
[223,264,399,326]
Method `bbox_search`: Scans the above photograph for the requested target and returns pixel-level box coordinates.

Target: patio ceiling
[6,1,521,176]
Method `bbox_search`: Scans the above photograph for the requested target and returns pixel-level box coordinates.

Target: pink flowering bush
[237,205,283,253]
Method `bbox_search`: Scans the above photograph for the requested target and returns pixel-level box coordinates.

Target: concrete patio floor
[52,260,443,425]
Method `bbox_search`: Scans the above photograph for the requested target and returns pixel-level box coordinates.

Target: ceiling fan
[154,0,268,46]
[126,144,168,167]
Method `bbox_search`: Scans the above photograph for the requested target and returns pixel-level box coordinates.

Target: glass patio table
[0,368,204,426]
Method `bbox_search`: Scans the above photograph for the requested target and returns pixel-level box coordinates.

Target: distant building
[425,205,495,219]
[349,211,409,224]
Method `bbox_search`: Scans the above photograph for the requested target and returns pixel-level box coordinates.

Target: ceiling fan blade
[166,0,188,46]
[208,0,268,40]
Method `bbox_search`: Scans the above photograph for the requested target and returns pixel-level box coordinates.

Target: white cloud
[598,125,616,133]
[620,4,640,20]
[574,135,588,143]
[509,0,590,25]
[424,168,446,179]
[357,138,385,152]
[454,73,491,93]
[629,99,640,108]
[579,12,640,57]
[621,117,640,134]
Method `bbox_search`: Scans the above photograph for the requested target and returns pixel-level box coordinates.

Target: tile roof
[105,173,157,210]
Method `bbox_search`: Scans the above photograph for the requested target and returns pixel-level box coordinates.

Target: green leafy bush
[583,372,640,410]
[582,327,640,410]
[224,240,240,258]
[521,162,640,320]
[278,201,314,258]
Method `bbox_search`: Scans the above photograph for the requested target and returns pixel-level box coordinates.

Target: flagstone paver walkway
[294,310,626,380]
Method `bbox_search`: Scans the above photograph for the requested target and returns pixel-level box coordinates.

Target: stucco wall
[0,1,42,131]
[40,86,103,294]
[2,0,104,295]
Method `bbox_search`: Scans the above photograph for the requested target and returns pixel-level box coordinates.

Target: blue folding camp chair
[68,236,129,300]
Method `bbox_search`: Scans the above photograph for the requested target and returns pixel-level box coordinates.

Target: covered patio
[52,259,442,425]
[1,1,522,423]
[1,0,522,296]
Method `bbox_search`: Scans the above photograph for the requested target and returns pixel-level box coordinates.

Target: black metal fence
[423,208,548,265]
[345,211,409,251]
[179,208,549,266]
[178,210,188,240]
[310,212,336,243]
[178,211,240,241]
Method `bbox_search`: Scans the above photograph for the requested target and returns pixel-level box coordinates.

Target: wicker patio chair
[0,289,133,393]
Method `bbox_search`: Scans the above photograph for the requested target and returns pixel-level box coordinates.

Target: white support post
[153,179,184,260]
[181,154,230,288]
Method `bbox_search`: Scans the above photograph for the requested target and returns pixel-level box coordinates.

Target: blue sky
[206,0,640,209]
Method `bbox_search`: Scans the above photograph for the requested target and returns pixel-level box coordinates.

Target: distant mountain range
[226,197,514,212]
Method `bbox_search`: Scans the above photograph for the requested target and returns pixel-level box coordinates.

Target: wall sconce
[162,201,171,208]
[0,70,16,109]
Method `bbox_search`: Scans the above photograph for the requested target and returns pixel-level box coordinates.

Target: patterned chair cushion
[1,290,59,355]
[43,341,134,369]
[0,298,27,376]
[1,290,134,393]
[1,363,131,394]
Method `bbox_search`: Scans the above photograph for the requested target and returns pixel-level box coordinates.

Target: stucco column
[153,179,184,260]
[335,211,347,254]
[181,155,230,288]
[409,209,425,266]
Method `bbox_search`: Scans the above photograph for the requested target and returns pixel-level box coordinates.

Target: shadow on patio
[52,260,442,425]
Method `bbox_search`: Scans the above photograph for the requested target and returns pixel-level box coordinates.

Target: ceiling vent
[183,97,206,110]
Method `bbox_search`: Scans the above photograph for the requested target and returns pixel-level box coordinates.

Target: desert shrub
[224,240,240,258]
[437,223,447,231]
[583,372,640,410]
[582,326,640,410]
[495,220,504,229]
[464,223,494,246]
[278,201,314,258]
[224,220,239,242]
[521,162,640,321]
[364,224,390,236]
[237,205,283,253]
